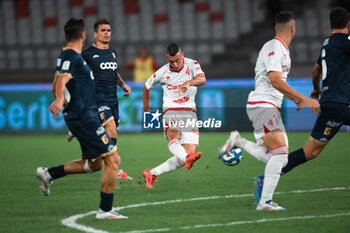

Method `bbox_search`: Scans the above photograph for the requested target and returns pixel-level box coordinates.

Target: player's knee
[84,159,103,173]
[105,152,120,171]
[177,158,185,167]
[166,128,181,141]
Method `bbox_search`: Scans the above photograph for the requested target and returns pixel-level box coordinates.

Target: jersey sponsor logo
[173,96,189,104]
[326,121,341,127]
[98,105,111,112]
[96,126,105,136]
[62,60,70,70]
[166,84,182,91]
[100,112,106,120]
[93,54,100,58]
[101,134,109,144]
[323,127,332,136]
[100,62,118,70]
[282,65,290,72]
[268,51,275,56]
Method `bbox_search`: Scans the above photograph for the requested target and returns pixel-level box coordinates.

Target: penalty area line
[61,186,350,233]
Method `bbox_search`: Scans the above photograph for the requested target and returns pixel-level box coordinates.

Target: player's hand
[49,98,64,117]
[310,89,321,100]
[122,84,131,97]
[179,81,190,94]
[297,98,321,116]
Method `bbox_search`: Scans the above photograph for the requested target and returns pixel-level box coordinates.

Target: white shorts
[246,104,288,147]
[163,109,199,145]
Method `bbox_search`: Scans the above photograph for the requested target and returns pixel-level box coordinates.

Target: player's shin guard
[281,148,307,175]
[99,191,114,212]
[259,146,288,204]
[48,165,66,180]
[150,156,183,176]
[240,139,270,163]
[168,139,187,162]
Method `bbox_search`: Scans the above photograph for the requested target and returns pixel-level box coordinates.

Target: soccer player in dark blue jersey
[36,18,127,219]
[281,7,350,174]
[83,18,132,179]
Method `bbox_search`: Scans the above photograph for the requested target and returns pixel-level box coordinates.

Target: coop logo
[100,62,118,70]
[143,109,162,129]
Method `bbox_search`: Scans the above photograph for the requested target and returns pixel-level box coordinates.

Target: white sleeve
[263,44,283,73]
[189,60,205,77]
[144,65,166,90]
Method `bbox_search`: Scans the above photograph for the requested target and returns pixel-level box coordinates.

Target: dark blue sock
[48,165,66,180]
[281,148,307,175]
[99,191,114,212]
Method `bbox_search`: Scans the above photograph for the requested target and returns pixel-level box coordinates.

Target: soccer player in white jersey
[219,11,320,210]
[142,43,206,188]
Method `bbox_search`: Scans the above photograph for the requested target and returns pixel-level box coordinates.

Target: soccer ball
[219,147,243,166]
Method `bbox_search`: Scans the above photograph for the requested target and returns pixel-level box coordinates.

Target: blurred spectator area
[0,0,333,83]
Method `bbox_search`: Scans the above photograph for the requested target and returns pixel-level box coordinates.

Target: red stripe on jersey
[163,108,197,115]
[247,101,281,111]
[274,37,288,50]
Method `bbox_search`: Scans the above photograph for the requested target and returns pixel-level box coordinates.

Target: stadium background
[1,0,349,134]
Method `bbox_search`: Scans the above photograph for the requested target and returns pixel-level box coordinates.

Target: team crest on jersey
[112,52,116,59]
[100,112,106,120]
[101,134,109,144]
[323,127,332,136]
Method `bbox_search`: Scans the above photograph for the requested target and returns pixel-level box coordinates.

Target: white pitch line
[61,186,350,233]
[119,212,350,233]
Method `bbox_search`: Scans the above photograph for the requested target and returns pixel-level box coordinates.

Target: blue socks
[100,191,114,212]
[48,165,66,180]
[281,148,307,175]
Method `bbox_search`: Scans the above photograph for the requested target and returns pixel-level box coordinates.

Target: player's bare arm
[117,72,131,96]
[51,74,59,98]
[268,71,320,115]
[179,73,206,93]
[143,85,151,112]
[310,63,322,99]
[49,73,71,116]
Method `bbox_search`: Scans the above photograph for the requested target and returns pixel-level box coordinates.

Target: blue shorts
[311,102,350,142]
[68,117,116,160]
[97,100,119,127]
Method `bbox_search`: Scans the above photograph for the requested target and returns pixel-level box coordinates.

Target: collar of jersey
[169,59,185,73]
[273,37,288,51]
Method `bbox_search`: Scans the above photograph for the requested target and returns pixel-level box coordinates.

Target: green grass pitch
[0,132,349,233]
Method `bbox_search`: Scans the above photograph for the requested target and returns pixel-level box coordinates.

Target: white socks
[168,139,187,162]
[149,139,187,176]
[150,156,184,176]
[259,146,288,204]
[237,138,271,163]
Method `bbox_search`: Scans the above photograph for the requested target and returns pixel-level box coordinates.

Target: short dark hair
[94,18,110,32]
[166,43,181,56]
[330,7,350,29]
[275,11,295,25]
[64,18,85,42]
